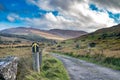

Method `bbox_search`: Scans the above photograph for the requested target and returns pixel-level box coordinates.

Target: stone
[0,56,19,80]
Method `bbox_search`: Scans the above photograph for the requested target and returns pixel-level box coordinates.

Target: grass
[47,28,120,70]
[0,47,70,80]
[51,51,120,70]
[25,53,70,80]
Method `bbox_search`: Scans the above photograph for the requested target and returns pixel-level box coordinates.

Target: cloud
[45,13,57,22]
[0,23,10,30]
[0,22,19,30]
[7,13,19,22]
[7,15,15,22]
[25,0,119,32]
[89,0,120,13]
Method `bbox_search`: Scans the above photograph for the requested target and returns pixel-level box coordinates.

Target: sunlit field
[0,45,69,80]
[47,37,120,70]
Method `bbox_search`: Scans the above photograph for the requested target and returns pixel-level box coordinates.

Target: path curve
[52,53,120,80]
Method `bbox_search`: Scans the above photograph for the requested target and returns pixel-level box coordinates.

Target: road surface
[52,53,120,80]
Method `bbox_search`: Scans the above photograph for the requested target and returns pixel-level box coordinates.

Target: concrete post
[36,52,40,72]
[39,51,42,67]
[32,52,40,72]
[32,42,42,72]
[32,53,36,71]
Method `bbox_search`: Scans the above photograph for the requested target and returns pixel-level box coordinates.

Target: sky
[0,0,120,32]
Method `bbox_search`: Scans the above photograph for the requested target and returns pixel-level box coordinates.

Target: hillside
[48,24,120,70]
[79,24,120,40]
[49,24,120,58]
[48,29,87,39]
[0,32,55,46]
[0,27,87,40]
[0,27,64,40]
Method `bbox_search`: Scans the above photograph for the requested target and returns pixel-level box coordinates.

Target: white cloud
[24,0,119,32]
[45,13,57,22]
[0,23,10,30]
[89,0,120,13]
[7,13,19,22]
[7,16,15,22]
[0,22,20,30]
[26,0,36,5]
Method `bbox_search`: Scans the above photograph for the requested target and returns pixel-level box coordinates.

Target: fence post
[32,52,36,71]
[39,50,42,68]
[36,52,40,72]
[32,42,40,72]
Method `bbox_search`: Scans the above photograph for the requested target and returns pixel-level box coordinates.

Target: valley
[48,24,120,70]
[0,0,120,80]
[0,24,120,80]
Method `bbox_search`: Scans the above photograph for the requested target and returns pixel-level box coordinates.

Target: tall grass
[25,53,70,80]
[52,51,120,70]
[0,47,69,80]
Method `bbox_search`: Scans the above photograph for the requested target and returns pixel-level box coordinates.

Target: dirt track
[52,53,120,80]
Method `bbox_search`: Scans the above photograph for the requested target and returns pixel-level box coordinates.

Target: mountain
[78,24,120,40]
[48,29,87,39]
[73,24,120,50]
[0,27,64,40]
[49,24,120,70]
[0,27,87,40]
[94,24,120,34]
[49,24,120,61]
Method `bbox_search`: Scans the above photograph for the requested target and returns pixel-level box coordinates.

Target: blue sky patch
[108,11,120,23]
[89,4,99,11]
[89,3,120,23]
[0,0,59,28]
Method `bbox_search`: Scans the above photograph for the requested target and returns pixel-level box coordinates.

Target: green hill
[73,24,120,50]
[48,24,120,70]
[49,24,120,54]
[79,24,120,40]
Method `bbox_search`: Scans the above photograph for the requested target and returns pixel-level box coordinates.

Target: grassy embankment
[0,47,69,80]
[48,25,120,70]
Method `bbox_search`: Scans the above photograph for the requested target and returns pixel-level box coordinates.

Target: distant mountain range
[0,27,87,40]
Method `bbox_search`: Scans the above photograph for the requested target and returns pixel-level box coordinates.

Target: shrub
[75,44,80,49]
[88,42,96,47]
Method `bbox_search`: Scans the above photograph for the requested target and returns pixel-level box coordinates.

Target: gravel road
[52,53,120,80]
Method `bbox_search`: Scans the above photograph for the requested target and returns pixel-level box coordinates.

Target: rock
[0,56,19,80]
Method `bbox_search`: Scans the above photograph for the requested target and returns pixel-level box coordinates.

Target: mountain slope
[0,27,64,40]
[71,24,120,50]
[49,24,120,70]
[0,27,87,40]
[78,24,120,40]
[48,29,87,39]
[50,24,120,58]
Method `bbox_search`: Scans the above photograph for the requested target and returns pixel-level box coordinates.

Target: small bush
[104,57,120,66]
[88,42,96,47]
[57,45,61,48]
[75,44,80,49]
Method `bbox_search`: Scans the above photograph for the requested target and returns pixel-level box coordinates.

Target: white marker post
[32,42,40,72]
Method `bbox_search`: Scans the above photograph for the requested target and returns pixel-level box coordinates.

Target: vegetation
[48,24,120,70]
[25,53,69,80]
[0,33,53,42]
[0,47,69,80]
[52,51,120,70]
